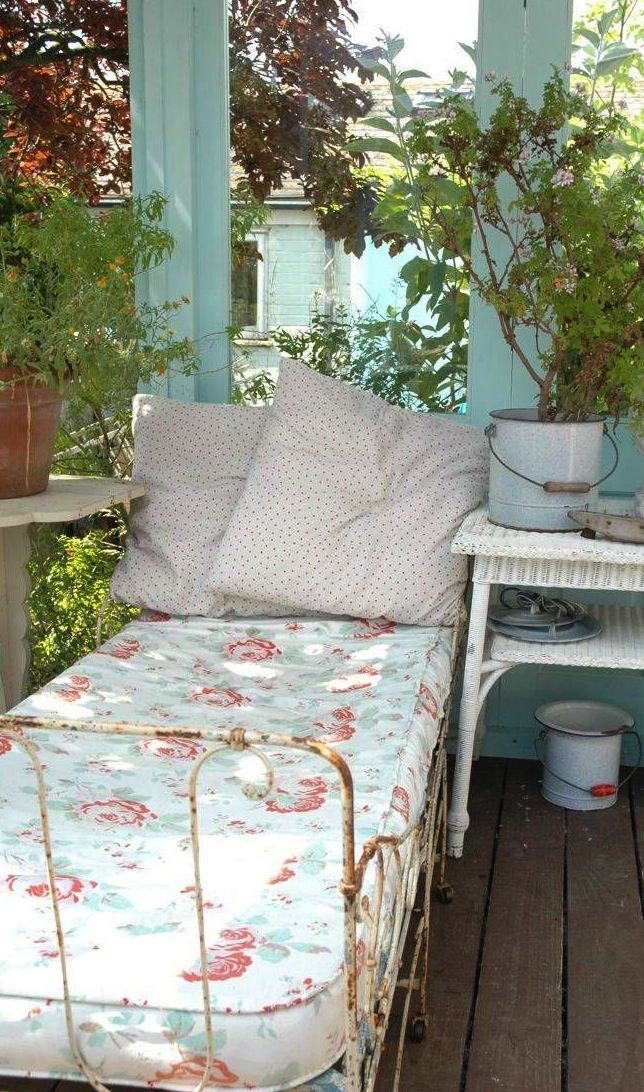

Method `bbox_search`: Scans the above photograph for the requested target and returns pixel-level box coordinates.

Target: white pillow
[211,360,488,625]
[111,394,281,617]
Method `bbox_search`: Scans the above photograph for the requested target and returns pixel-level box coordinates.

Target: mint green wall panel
[270,228,328,325]
[479,665,644,760]
[128,0,231,402]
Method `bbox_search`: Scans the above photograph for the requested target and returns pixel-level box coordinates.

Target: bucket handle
[485,423,619,494]
[534,729,642,797]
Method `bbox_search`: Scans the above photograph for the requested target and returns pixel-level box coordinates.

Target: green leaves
[597,7,620,37]
[273,302,467,414]
[362,117,398,135]
[572,0,643,107]
[348,136,407,164]
[595,42,641,77]
[341,34,472,405]
[0,193,199,396]
[458,42,478,67]
[28,524,137,689]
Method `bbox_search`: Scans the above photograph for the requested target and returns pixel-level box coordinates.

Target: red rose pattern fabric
[1,614,455,1090]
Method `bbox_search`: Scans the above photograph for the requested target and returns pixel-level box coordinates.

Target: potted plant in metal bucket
[401,72,643,530]
[0,191,197,499]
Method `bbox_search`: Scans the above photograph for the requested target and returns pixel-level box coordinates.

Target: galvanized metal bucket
[486,409,617,531]
[534,701,639,811]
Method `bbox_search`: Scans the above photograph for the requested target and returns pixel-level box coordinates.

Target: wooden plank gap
[465,760,565,1092]
[374,757,508,1092]
[561,807,569,1092]
[567,778,644,1092]
[629,770,644,918]
[458,759,509,1092]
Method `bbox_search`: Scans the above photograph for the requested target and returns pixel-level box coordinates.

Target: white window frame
[234,230,267,337]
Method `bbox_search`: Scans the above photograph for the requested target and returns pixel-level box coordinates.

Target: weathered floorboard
[0,1082,57,1092]
[374,758,506,1092]
[567,772,644,1092]
[631,769,644,902]
[464,760,565,1092]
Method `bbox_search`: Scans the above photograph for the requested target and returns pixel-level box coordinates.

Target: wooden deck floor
[376,757,644,1092]
[2,758,643,1092]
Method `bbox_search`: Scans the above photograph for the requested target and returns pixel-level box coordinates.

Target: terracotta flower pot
[0,367,63,499]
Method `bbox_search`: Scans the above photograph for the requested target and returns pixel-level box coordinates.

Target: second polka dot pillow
[211,360,488,626]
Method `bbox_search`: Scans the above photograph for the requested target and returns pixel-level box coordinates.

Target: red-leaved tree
[0,0,375,250]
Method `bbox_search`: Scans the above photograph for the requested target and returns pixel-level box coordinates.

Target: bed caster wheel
[409,1016,427,1043]
[436,882,454,904]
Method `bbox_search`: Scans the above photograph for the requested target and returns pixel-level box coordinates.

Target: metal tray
[488,605,579,629]
[487,615,602,644]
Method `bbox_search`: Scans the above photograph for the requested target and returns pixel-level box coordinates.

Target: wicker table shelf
[447,504,644,858]
[490,603,644,671]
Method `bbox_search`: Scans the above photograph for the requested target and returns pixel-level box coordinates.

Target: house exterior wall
[234,205,352,375]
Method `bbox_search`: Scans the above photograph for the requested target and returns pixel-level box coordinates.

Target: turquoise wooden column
[469,0,639,495]
[128,0,231,402]
[467,0,574,428]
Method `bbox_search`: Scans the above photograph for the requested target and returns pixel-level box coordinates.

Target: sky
[350,0,479,80]
[349,0,594,80]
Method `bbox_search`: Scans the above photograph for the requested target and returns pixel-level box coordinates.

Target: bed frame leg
[408,755,455,1053]
[410,896,430,1044]
[435,760,454,905]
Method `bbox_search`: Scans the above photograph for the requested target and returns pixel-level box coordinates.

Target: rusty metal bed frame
[0,618,461,1092]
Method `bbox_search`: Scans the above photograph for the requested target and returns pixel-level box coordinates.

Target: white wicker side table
[447,504,644,857]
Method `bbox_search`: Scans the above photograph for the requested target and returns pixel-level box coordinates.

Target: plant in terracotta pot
[0,191,198,498]
[366,69,643,529]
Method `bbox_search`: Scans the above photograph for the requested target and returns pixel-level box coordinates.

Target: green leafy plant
[349,36,472,403]
[28,522,137,689]
[272,303,466,412]
[0,191,198,407]
[573,1,643,110]
[231,180,269,266]
[399,71,643,421]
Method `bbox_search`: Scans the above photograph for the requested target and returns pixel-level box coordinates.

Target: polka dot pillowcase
[111,394,286,617]
[211,360,488,626]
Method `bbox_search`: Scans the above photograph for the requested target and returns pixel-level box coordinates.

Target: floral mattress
[0,614,454,1090]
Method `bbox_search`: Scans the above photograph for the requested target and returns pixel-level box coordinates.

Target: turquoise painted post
[128,0,231,403]
[467,0,574,426]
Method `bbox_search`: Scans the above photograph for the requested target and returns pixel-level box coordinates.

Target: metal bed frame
[0,623,460,1092]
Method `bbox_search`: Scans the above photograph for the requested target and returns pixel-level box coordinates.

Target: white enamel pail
[535,701,638,811]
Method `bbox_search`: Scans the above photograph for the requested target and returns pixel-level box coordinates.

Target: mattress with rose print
[0,613,454,1091]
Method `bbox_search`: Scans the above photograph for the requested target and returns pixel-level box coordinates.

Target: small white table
[447,504,644,857]
[0,476,144,713]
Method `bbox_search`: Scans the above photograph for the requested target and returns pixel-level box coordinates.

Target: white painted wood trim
[0,477,145,529]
